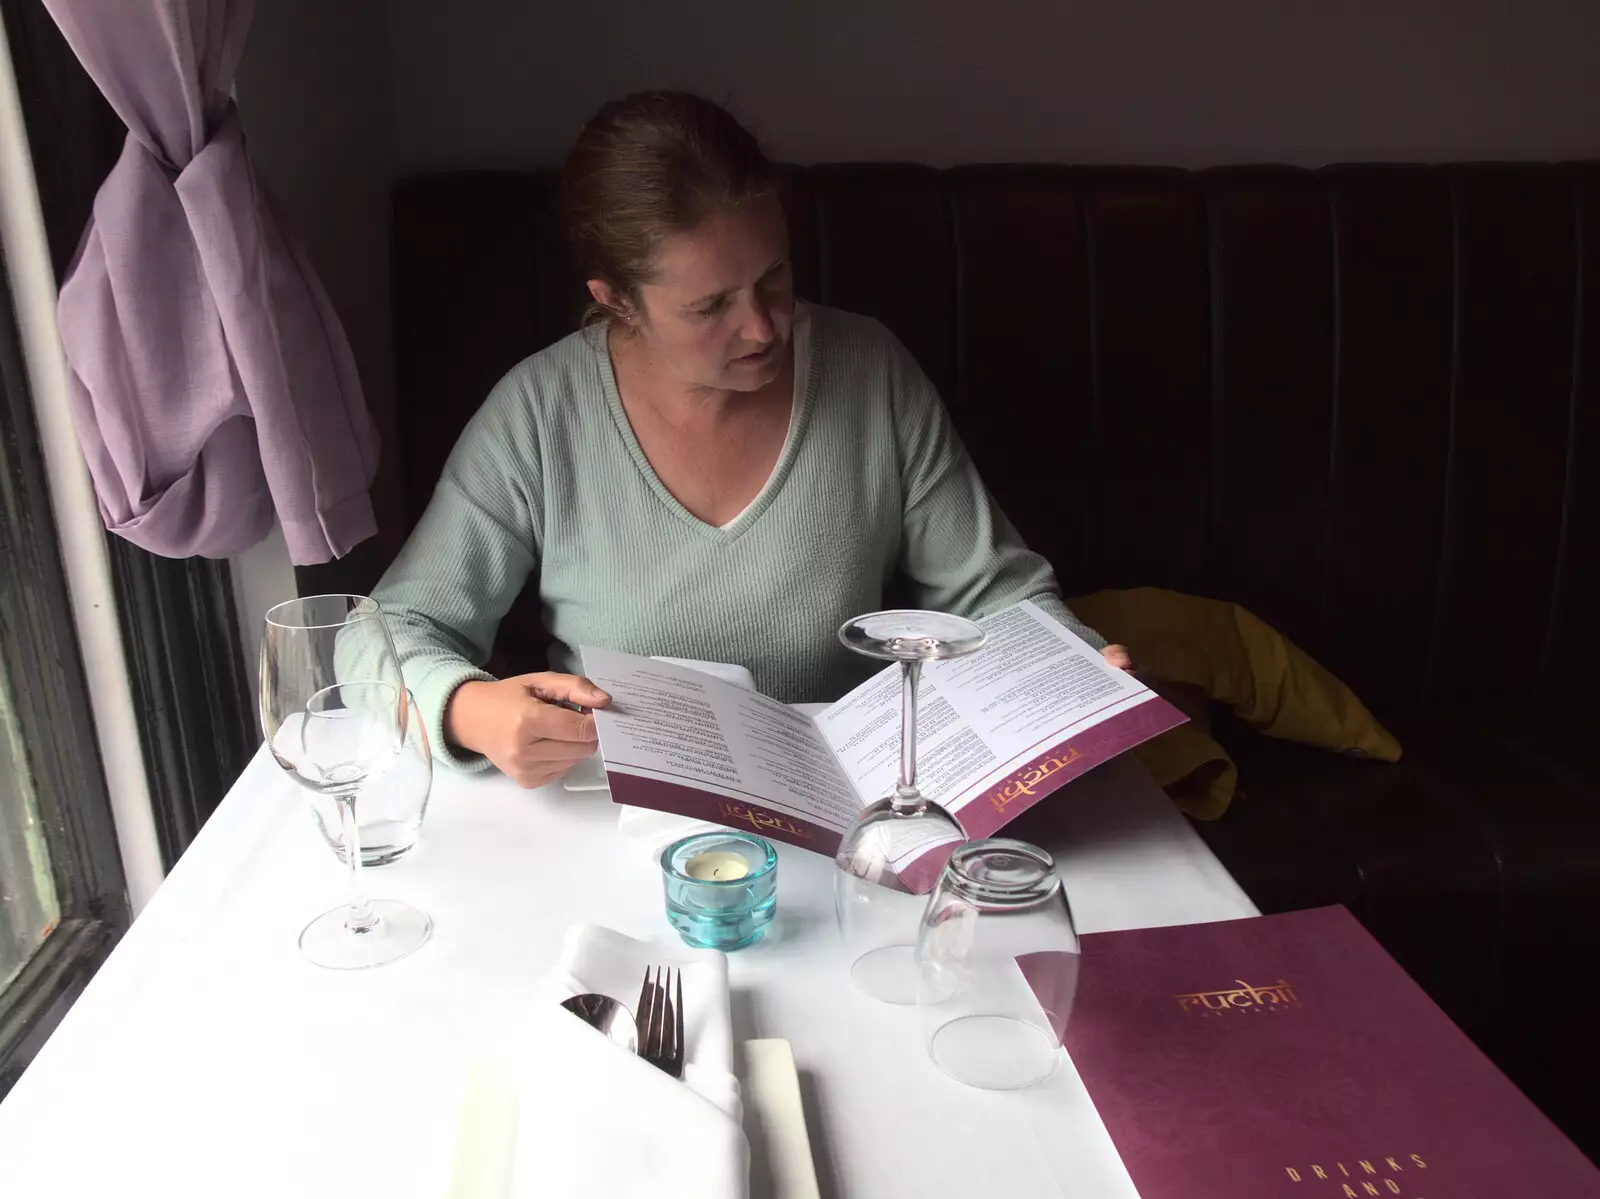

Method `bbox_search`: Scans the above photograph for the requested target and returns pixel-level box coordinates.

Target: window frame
[1,0,258,888]
[0,232,128,1095]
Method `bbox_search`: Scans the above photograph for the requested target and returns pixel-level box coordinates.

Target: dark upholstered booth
[390,162,1600,1155]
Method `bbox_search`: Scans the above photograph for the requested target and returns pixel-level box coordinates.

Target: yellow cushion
[1069,588,1401,819]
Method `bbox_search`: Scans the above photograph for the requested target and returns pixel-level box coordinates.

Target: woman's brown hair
[563,91,780,325]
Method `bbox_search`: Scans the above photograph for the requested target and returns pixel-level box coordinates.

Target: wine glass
[834,609,986,1002]
[916,838,1080,1089]
[261,595,432,969]
[307,688,432,867]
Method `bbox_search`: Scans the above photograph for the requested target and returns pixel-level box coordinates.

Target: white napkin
[456,926,748,1199]
[611,657,758,857]
[542,924,743,1116]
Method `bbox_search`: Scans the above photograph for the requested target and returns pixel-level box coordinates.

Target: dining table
[0,705,1256,1198]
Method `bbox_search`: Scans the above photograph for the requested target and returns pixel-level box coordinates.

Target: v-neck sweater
[717,311,811,530]
[373,304,1106,770]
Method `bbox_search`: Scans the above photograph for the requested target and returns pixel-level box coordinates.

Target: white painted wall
[228,525,296,699]
[388,0,1600,169]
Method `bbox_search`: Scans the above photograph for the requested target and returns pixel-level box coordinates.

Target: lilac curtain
[41,0,378,564]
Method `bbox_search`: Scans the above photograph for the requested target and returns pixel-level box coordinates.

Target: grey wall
[389,0,1600,169]
[236,0,406,594]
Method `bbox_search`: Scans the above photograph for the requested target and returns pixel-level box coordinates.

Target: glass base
[928,1015,1061,1089]
[666,891,777,951]
[299,899,432,970]
[849,943,920,1004]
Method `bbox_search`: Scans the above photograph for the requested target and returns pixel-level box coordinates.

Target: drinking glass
[916,839,1080,1089]
[261,595,432,969]
[308,688,432,866]
[833,609,986,1003]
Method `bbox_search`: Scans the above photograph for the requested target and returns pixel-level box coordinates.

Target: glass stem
[894,659,921,809]
[336,792,377,934]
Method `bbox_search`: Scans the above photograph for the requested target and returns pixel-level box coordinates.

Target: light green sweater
[373,305,1104,770]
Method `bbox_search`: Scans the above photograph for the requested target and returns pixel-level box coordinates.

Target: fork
[636,966,685,1079]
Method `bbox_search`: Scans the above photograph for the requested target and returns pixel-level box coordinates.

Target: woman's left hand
[1102,644,1135,671]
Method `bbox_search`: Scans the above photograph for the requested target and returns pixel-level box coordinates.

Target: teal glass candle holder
[660,832,778,951]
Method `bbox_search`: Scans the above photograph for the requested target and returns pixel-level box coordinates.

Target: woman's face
[599,194,795,394]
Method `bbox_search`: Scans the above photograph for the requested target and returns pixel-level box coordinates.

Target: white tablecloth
[0,724,1254,1198]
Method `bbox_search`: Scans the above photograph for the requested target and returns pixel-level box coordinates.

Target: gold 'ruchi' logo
[1174,979,1298,1014]
[988,748,1083,814]
[718,802,813,840]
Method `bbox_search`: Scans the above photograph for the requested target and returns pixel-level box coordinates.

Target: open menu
[581,600,1186,892]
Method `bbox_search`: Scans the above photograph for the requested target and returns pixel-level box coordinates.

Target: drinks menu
[581,600,1185,892]
[1064,907,1599,1198]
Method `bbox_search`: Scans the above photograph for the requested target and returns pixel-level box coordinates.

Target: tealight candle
[660,832,778,951]
[684,851,750,882]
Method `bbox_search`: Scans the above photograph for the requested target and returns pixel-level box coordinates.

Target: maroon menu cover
[1063,906,1599,1198]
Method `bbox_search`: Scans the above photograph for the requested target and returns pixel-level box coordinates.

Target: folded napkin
[542,924,742,1115]
[614,657,757,857]
[452,926,748,1199]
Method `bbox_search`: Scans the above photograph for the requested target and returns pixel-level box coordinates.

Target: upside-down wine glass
[834,610,987,1003]
[260,595,432,969]
[916,838,1081,1089]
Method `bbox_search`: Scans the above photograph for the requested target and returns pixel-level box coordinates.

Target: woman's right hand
[444,672,612,788]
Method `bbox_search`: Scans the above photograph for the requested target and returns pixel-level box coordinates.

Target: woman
[373,91,1126,786]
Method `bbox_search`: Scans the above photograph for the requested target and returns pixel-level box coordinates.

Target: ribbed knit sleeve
[882,325,1108,651]
[372,378,544,770]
